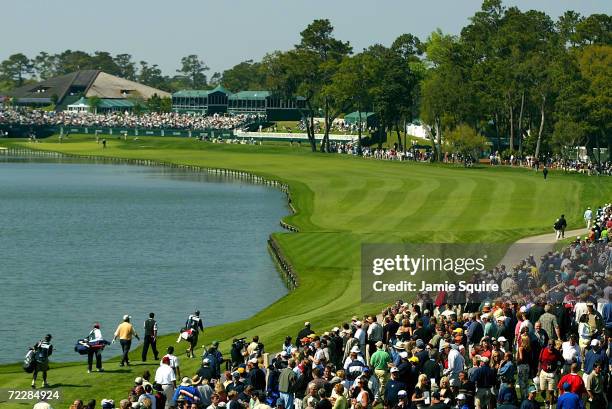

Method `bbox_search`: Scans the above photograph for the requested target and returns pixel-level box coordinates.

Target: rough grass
[0,135,610,408]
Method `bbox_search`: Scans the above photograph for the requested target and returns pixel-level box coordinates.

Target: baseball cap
[456,393,466,400]
[390,367,399,373]
[590,339,600,346]
[134,377,143,384]
[123,314,131,321]
[397,390,407,397]
[399,351,408,359]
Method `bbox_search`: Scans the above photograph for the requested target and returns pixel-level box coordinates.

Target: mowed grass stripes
[0,135,610,408]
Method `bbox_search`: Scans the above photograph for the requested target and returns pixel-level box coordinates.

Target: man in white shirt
[584,207,593,229]
[354,321,366,352]
[155,356,177,409]
[162,346,181,379]
[561,335,581,374]
[443,342,464,381]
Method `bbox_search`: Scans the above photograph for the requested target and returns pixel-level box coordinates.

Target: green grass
[1,135,610,408]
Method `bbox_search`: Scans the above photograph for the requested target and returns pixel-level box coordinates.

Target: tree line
[0,51,213,93]
[0,0,610,159]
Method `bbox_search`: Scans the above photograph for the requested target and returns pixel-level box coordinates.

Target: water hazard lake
[0,156,289,363]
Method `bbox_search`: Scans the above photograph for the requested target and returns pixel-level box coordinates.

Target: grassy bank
[1,135,610,408]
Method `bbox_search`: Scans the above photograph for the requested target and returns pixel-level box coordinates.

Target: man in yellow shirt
[113,315,140,366]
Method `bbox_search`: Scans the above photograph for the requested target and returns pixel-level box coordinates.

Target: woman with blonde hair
[412,374,430,408]
[438,376,451,401]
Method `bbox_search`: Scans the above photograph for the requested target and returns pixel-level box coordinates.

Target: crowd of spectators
[0,108,261,131]
[51,203,612,409]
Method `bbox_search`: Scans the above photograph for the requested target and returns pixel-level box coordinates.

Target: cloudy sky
[2,0,610,75]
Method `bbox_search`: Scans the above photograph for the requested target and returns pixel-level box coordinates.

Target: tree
[296,19,352,152]
[0,53,34,86]
[222,60,265,92]
[552,118,586,161]
[324,53,374,148]
[90,51,121,74]
[55,50,94,74]
[32,52,58,80]
[138,61,166,90]
[574,14,612,45]
[113,54,137,80]
[444,124,488,165]
[177,55,209,88]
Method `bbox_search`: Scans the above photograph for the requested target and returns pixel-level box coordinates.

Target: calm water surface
[0,157,288,363]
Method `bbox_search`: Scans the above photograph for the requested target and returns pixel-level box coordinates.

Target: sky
[2,0,610,76]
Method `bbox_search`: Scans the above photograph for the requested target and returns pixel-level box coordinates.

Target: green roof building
[172,85,232,114]
[66,97,135,113]
[344,111,378,128]
[173,86,306,121]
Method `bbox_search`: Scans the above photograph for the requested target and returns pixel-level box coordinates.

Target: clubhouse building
[172,86,306,121]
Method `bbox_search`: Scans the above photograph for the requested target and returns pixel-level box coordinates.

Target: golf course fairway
[0,135,610,408]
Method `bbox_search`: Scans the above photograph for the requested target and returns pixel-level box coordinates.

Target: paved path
[499,227,587,267]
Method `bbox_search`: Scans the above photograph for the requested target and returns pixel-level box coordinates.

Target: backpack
[23,349,36,373]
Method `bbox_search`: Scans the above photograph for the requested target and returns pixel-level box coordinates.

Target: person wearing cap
[369,340,391,402]
[442,342,464,382]
[155,357,176,409]
[343,346,366,381]
[556,382,581,409]
[113,315,139,367]
[31,334,53,388]
[185,311,203,359]
[172,377,202,406]
[248,358,266,393]
[582,339,607,384]
[197,357,215,381]
[203,341,224,380]
[469,356,495,409]
[518,385,538,409]
[384,367,406,408]
[584,207,594,229]
[297,322,313,349]
[455,393,469,409]
[143,312,159,362]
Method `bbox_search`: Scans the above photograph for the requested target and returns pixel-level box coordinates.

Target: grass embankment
[0,135,610,407]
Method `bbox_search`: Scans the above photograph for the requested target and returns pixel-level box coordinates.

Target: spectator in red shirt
[557,363,586,397]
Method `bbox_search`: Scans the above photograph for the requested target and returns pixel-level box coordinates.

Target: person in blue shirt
[583,339,608,376]
[519,385,538,409]
[172,377,202,405]
[556,382,581,409]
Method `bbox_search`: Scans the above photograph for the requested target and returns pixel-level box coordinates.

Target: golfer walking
[584,207,593,229]
[142,312,159,362]
[113,314,140,366]
[554,215,567,240]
